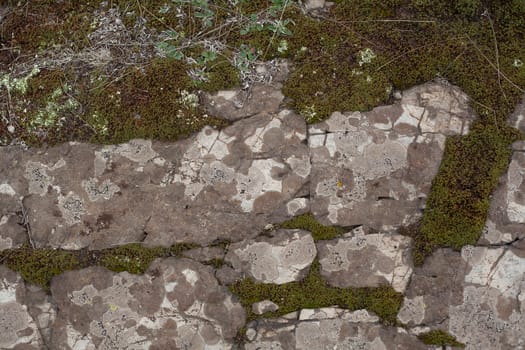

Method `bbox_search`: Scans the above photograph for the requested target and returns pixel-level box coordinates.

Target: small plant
[155,0,296,86]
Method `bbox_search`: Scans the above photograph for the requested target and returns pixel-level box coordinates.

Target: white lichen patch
[0,272,45,349]
[318,234,413,293]
[24,161,53,196]
[82,178,120,201]
[397,296,426,325]
[200,161,235,186]
[506,153,525,223]
[182,269,199,287]
[58,192,86,225]
[0,183,16,196]
[117,139,158,163]
[285,155,311,179]
[226,230,317,284]
[245,118,282,153]
[286,198,308,216]
[234,159,284,212]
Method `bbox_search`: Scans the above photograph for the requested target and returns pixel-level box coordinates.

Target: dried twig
[20,200,35,249]
[466,35,525,94]
[483,10,508,103]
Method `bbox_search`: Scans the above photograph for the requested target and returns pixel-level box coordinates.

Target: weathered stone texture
[1,82,524,350]
[317,233,413,293]
[309,82,474,230]
[244,308,427,350]
[399,245,525,349]
[0,265,54,349]
[225,229,317,284]
[0,110,309,250]
[49,258,245,349]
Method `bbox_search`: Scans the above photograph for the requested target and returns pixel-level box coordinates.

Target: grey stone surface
[0,110,309,250]
[480,150,525,245]
[399,245,525,349]
[244,310,427,350]
[49,258,245,349]
[0,265,54,349]
[252,300,279,315]
[309,82,474,230]
[317,233,413,292]
[225,229,316,284]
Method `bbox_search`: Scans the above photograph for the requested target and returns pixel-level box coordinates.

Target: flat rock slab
[0,110,309,250]
[49,258,245,349]
[309,82,474,229]
[399,246,525,349]
[317,234,413,293]
[481,150,525,244]
[244,309,426,350]
[225,229,317,284]
[0,265,55,349]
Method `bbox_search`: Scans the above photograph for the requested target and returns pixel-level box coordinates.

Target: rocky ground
[1,74,524,349]
[1,0,525,349]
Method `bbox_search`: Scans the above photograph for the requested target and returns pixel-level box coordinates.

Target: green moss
[229,259,403,325]
[1,1,100,54]
[418,329,465,348]
[85,58,228,144]
[195,59,240,92]
[100,243,167,274]
[168,242,200,256]
[0,246,79,290]
[414,124,520,265]
[279,213,347,241]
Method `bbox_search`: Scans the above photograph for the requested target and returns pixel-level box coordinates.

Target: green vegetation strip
[418,330,465,348]
[229,260,403,325]
[0,243,198,290]
[279,212,347,241]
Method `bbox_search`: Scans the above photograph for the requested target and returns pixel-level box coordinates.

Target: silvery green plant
[155,0,295,85]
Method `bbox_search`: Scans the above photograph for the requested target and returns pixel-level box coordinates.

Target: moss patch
[415,124,520,265]
[0,246,79,291]
[418,329,465,348]
[85,58,228,144]
[0,242,201,289]
[229,259,403,325]
[279,213,347,241]
[99,243,166,274]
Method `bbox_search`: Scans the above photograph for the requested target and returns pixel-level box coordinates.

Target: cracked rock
[225,229,317,284]
[49,258,245,349]
[0,265,54,349]
[309,82,474,230]
[243,311,426,350]
[317,233,413,293]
